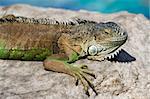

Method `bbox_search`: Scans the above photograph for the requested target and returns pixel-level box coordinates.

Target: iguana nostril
[123,32,127,35]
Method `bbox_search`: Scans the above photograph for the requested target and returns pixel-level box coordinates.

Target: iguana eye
[88,45,98,56]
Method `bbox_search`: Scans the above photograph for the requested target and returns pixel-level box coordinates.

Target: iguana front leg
[43,52,97,96]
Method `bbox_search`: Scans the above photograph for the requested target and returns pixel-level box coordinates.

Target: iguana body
[0,15,128,95]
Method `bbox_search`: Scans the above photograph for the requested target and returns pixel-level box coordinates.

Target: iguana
[0,14,127,96]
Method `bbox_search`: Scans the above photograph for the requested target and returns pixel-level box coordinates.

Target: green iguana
[0,14,127,96]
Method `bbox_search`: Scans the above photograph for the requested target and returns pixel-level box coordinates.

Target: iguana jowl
[0,14,127,95]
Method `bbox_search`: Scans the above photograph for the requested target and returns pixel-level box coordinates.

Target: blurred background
[0,0,149,19]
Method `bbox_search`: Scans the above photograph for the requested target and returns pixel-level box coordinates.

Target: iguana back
[0,15,75,60]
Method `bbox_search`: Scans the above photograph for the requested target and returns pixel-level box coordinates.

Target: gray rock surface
[0,4,150,99]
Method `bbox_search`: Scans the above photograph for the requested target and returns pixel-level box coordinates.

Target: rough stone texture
[0,4,150,99]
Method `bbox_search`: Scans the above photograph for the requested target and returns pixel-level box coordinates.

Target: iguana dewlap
[0,14,127,96]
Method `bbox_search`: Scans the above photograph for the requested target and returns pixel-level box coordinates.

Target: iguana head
[79,22,128,61]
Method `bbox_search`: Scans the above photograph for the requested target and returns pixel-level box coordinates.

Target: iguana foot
[67,64,97,96]
[43,59,97,96]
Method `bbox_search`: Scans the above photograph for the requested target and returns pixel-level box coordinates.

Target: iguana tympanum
[0,14,127,96]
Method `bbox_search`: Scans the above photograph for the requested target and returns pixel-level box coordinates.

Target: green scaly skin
[0,14,128,96]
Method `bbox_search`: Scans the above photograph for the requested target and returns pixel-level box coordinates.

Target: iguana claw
[68,64,97,96]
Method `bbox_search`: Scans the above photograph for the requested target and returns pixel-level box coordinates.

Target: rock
[0,4,150,99]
